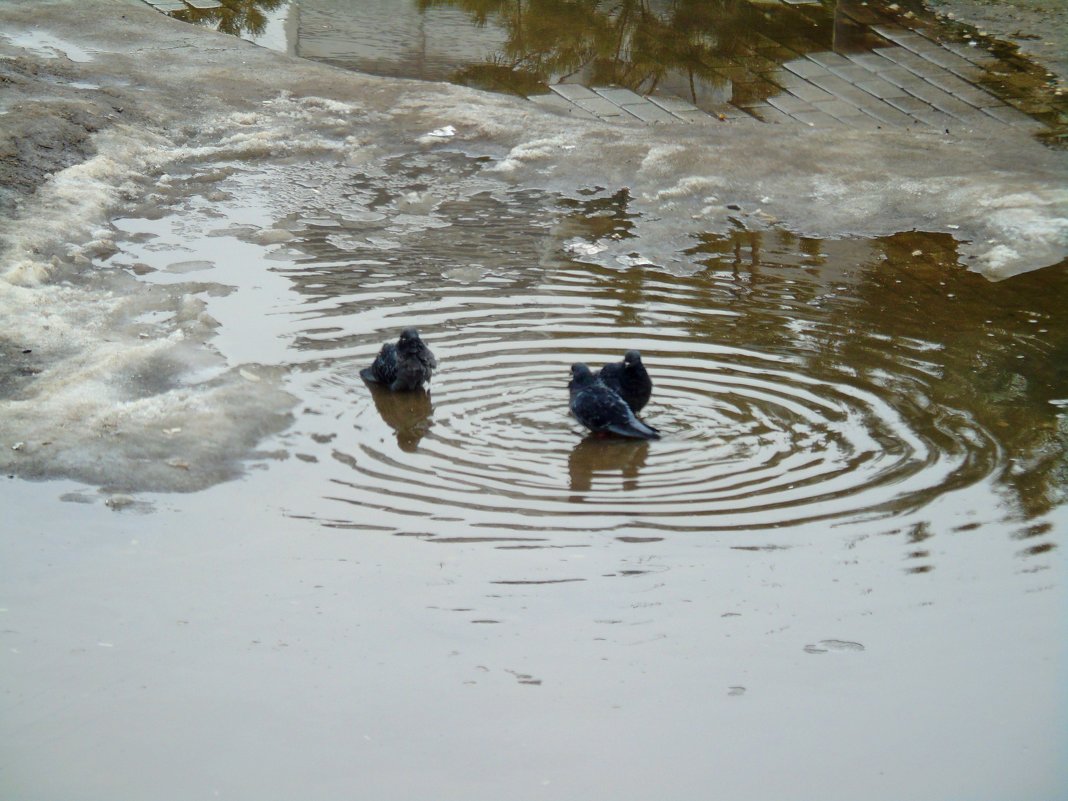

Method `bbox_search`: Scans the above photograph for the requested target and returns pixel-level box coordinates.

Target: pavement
[141,0,1062,137]
[531,22,1048,134]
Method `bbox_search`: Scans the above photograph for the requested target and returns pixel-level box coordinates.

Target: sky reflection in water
[102,152,1068,576]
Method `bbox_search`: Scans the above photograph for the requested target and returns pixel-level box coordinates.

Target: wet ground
[169,0,1068,138]
[1,1,1067,800]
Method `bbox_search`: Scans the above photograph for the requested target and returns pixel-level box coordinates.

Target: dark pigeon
[568,363,659,440]
[599,349,652,413]
[360,327,437,391]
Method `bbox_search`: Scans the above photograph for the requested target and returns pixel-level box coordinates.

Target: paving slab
[953,108,1006,129]
[834,112,885,130]
[783,58,829,80]
[903,81,980,116]
[863,98,922,127]
[871,26,924,47]
[573,96,630,118]
[621,100,679,123]
[836,3,891,24]
[919,72,999,107]
[942,42,1000,68]
[528,92,598,119]
[674,111,717,125]
[767,92,817,115]
[594,87,645,106]
[911,108,961,131]
[982,104,1049,129]
[793,109,848,127]
[807,51,853,69]
[548,83,598,101]
[814,97,872,120]
[919,70,979,96]
[845,51,892,71]
[746,104,793,124]
[855,76,909,100]
[647,95,700,114]
[780,79,835,103]
[879,48,951,80]
[876,70,931,93]
[808,72,880,105]
[827,64,877,84]
[883,94,936,116]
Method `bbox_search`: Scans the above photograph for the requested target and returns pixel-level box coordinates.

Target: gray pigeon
[569,363,659,440]
[360,327,437,391]
[599,349,652,413]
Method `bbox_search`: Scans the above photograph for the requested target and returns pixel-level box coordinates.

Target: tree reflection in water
[172,0,285,38]
[418,0,840,108]
[683,228,1068,523]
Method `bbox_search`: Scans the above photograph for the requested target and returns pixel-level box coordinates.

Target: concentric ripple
[297,259,1003,534]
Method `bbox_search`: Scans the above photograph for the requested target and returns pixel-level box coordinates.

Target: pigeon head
[623,350,642,368]
[397,327,422,354]
[569,363,596,389]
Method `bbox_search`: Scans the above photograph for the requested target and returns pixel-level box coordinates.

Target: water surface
[1,4,1065,800]
[95,149,1068,543]
[173,0,1067,134]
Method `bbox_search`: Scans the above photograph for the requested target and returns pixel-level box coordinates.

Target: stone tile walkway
[143,0,221,10]
[144,0,1053,135]
[531,23,1050,135]
[531,84,719,126]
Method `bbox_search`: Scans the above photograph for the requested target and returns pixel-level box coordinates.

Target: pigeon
[360,327,437,391]
[568,363,659,440]
[598,349,652,414]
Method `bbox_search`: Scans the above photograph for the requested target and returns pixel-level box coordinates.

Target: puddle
[32,149,1057,540]
[2,7,1065,800]
[1,29,95,63]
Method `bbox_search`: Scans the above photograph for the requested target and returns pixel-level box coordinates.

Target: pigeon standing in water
[569,363,659,440]
[599,349,652,413]
[360,328,437,391]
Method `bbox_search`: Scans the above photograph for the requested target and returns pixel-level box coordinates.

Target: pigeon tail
[607,419,660,440]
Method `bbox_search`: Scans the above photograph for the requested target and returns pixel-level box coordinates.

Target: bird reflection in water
[364,382,434,452]
[568,435,650,497]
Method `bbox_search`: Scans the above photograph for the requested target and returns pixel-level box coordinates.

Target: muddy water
[24,146,1056,800]
[102,151,1067,541]
[2,3,1066,799]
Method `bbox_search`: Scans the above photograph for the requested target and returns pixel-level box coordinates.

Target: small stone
[105,495,136,510]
